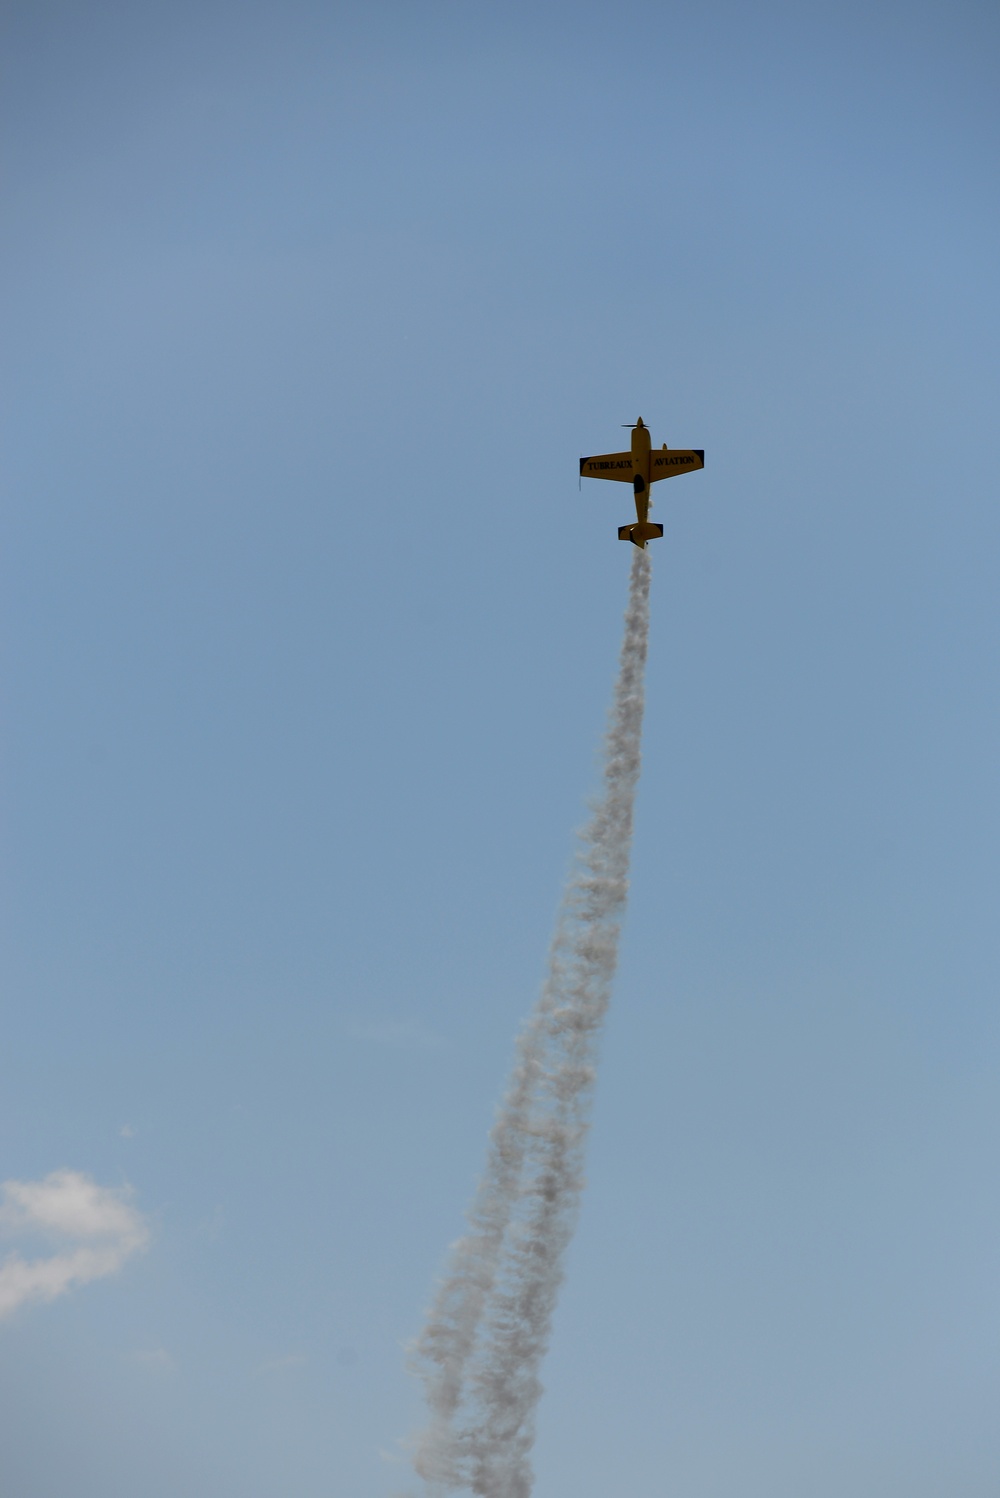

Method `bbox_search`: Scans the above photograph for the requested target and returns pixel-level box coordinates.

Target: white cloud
[0,1169,149,1320]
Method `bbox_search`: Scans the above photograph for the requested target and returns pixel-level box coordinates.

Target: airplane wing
[579,451,636,482]
[649,449,704,481]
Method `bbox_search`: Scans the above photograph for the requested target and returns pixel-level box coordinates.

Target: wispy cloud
[347,1019,446,1052]
[130,1347,175,1372]
[196,1204,225,1242]
[256,1352,307,1376]
[0,1169,149,1319]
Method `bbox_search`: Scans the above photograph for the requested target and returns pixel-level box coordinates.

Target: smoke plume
[412,548,652,1498]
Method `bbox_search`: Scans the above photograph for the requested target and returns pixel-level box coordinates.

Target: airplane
[580,417,704,548]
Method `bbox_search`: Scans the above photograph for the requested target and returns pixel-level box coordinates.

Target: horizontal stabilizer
[618,522,664,548]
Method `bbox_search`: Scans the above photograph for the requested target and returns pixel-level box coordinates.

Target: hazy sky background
[2,1,1000,1494]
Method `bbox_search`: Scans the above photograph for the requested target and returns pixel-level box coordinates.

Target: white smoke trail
[411,549,652,1498]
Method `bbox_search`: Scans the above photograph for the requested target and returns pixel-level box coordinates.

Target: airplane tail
[618,521,664,549]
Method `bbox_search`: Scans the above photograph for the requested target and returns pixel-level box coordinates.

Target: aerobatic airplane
[580,417,704,547]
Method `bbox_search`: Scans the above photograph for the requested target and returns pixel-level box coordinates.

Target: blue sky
[2,1,1000,1494]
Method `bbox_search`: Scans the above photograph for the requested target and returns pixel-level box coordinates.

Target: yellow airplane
[580,417,704,547]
